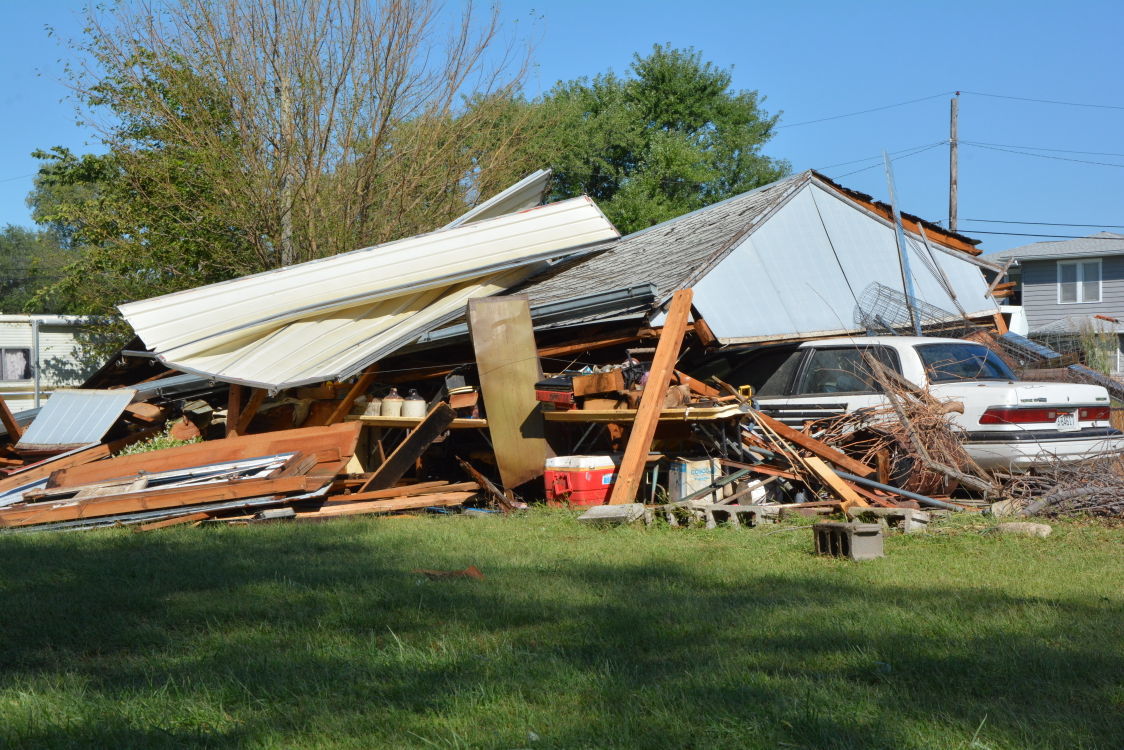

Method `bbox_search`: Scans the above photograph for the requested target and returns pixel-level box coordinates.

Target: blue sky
[2,0,1122,254]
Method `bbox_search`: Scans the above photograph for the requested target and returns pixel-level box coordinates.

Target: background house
[991,232,1124,373]
[0,315,98,413]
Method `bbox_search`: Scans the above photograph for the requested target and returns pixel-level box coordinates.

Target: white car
[698,336,1124,470]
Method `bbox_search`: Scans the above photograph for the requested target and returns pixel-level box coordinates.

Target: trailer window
[1,348,32,381]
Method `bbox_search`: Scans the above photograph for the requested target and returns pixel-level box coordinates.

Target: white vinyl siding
[1057,259,1101,304]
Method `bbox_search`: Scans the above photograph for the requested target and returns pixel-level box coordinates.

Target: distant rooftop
[990,231,1124,262]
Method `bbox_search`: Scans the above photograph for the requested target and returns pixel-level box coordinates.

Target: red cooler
[544,454,622,506]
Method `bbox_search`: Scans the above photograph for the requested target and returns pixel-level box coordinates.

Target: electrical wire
[959,90,1124,111]
[815,140,947,171]
[777,92,955,129]
[962,219,1124,229]
[959,141,1124,158]
[960,141,1124,168]
[831,141,946,179]
[0,172,38,184]
[961,230,1124,240]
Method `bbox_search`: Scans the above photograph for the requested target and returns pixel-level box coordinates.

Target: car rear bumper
[962,427,1124,470]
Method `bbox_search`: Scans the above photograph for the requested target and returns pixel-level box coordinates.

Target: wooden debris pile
[997,454,1124,519]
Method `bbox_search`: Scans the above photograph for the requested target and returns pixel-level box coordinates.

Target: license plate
[1055,412,1079,431]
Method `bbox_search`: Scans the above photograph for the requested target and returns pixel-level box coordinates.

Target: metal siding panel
[695,183,996,341]
[159,268,532,389]
[120,197,618,355]
[15,389,136,450]
[443,170,551,229]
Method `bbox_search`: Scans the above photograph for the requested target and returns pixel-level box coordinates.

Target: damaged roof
[516,173,807,306]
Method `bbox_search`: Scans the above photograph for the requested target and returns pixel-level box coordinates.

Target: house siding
[1019,256,1124,330]
[0,320,94,413]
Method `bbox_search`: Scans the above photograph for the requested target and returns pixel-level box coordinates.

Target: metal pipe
[834,469,961,511]
[32,318,41,409]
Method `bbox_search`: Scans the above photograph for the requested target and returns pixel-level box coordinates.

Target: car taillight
[1079,406,1110,421]
[980,408,1065,425]
[979,406,1109,424]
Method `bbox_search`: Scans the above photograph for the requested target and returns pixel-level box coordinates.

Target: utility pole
[949,92,959,232]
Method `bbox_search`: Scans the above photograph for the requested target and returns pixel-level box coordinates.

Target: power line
[831,141,946,179]
[0,172,37,184]
[961,141,1124,168]
[965,230,1124,239]
[961,140,1124,158]
[816,140,947,171]
[963,219,1124,229]
[960,90,1124,112]
[777,92,955,129]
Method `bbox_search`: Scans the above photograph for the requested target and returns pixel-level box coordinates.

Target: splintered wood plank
[752,411,875,477]
[135,511,212,532]
[468,296,550,489]
[0,476,326,528]
[0,394,24,441]
[304,491,476,518]
[226,384,243,438]
[608,289,694,505]
[47,422,361,489]
[803,456,869,512]
[234,388,267,434]
[325,481,477,504]
[357,403,455,493]
[325,366,379,425]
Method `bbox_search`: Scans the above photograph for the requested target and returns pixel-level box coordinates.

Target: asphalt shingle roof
[516,172,808,306]
[990,231,1124,262]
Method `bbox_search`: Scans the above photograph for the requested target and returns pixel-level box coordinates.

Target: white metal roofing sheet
[163,268,532,389]
[443,170,552,229]
[692,182,997,342]
[120,196,617,355]
[15,388,136,450]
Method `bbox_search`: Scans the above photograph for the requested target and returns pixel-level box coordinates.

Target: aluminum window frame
[1056,258,1102,304]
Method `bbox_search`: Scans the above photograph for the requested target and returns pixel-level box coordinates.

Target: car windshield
[916,343,1015,382]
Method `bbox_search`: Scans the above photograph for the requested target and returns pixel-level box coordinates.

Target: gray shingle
[515,172,808,306]
[990,231,1124,262]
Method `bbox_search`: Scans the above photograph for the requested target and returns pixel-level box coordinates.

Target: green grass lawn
[0,511,1120,749]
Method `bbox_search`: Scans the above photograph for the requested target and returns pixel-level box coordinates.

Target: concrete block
[813,521,884,561]
[995,521,1052,538]
[847,507,931,533]
[578,503,647,526]
[987,499,1020,517]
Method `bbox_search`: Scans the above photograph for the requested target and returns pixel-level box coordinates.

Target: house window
[1057,259,1101,303]
[1,348,32,381]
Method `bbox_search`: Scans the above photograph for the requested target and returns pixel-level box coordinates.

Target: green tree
[30,0,544,316]
[536,44,789,234]
[0,225,69,314]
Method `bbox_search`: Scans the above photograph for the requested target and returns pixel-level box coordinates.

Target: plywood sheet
[468,296,549,488]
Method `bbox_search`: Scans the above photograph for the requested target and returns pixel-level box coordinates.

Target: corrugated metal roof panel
[443,170,552,229]
[165,268,533,389]
[120,196,618,357]
[692,182,997,342]
[118,195,618,389]
[15,389,136,451]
